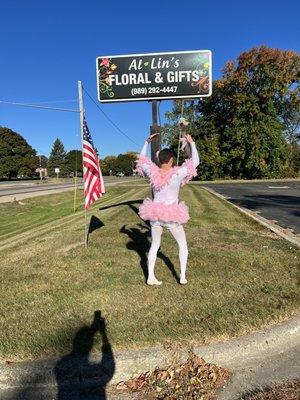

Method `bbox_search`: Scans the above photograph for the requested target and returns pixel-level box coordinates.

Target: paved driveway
[204,180,300,233]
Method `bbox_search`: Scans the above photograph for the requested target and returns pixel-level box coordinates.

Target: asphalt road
[0,182,77,197]
[0,177,137,199]
[204,180,300,233]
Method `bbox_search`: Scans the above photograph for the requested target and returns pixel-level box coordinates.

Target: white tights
[147,225,188,284]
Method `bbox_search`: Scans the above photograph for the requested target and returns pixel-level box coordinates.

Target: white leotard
[139,141,200,205]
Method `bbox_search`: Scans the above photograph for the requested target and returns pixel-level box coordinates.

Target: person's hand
[91,310,106,332]
[147,133,159,143]
[184,134,194,143]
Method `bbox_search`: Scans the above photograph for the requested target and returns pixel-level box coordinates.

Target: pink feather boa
[139,198,190,224]
[134,155,151,176]
[135,155,179,190]
[181,159,197,185]
[135,155,197,190]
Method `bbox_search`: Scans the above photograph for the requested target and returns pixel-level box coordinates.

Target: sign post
[54,167,60,180]
[150,100,161,165]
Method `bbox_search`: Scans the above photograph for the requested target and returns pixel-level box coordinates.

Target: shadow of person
[54,310,115,399]
[120,223,180,283]
[10,311,115,400]
[98,198,180,282]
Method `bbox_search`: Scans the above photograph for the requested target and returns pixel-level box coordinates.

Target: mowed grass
[0,182,299,361]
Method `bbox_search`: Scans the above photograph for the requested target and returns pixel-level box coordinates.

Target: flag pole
[78,80,88,248]
[73,140,79,212]
[73,170,77,212]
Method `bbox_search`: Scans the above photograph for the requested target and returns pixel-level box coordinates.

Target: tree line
[0,128,137,178]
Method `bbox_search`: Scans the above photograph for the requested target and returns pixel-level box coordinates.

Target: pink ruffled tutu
[139,198,190,225]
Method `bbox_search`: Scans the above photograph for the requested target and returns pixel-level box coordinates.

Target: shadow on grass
[55,310,115,399]
[87,216,105,245]
[120,223,180,283]
[99,199,180,282]
[13,311,115,400]
[98,199,143,212]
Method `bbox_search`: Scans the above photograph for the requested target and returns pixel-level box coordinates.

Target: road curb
[202,186,300,248]
[0,315,299,392]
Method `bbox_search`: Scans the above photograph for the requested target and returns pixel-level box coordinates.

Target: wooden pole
[78,81,88,248]
[73,170,77,212]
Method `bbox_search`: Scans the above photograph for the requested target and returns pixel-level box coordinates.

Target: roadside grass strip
[0,183,299,360]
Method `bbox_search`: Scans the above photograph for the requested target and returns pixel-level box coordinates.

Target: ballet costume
[135,141,200,285]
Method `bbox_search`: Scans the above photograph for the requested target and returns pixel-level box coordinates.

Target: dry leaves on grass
[116,352,230,399]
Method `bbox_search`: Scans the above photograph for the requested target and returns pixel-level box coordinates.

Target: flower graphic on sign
[191,52,210,94]
[99,58,117,98]
[100,58,110,67]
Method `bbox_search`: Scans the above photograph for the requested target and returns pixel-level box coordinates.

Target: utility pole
[150,100,161,165]
[78,81,88,248]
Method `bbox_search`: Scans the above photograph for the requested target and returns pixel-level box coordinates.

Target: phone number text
[131,86,178,96]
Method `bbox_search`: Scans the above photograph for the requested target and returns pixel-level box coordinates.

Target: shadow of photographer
[54,310,115,399]
[12,311,115,400]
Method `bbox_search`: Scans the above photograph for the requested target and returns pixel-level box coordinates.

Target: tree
[0,127,37,179]
[100,152,138,176]
[164,46,300,179]
[101,156,117,175]
[47,138,69,177]
[164,100,223,180]
[279,94,300,176]
[114,152,137,175]
[38,155,48,168]
[206,46,299,178]
[66,150,83,175]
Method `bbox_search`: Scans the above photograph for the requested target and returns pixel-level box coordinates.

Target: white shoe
[180,278,187,285]
[147,278,162,286]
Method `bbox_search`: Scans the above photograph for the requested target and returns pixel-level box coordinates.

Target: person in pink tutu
[135,132,200,285]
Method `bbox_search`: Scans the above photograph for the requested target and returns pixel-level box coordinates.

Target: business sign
[96,50,212,103]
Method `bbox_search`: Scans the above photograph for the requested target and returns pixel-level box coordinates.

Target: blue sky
[0,0,299,158]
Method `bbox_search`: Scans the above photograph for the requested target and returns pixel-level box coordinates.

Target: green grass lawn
[0,182,299,361]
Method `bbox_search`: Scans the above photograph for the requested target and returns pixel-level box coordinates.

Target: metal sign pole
[150,100,161,199]
[150,100,161,164]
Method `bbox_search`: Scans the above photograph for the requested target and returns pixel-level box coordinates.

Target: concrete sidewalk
[0,315,299,399]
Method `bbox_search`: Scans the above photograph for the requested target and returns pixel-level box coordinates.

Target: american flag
[82,116,105,209]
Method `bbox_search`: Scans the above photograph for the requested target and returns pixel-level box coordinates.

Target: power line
[0,91,141,148]
[25,99,78,104]
[82,87,141,148]
[0,100,79,113]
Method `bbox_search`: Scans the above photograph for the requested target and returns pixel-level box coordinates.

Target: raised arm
[135,133,159,177]
[178,134,200,184]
